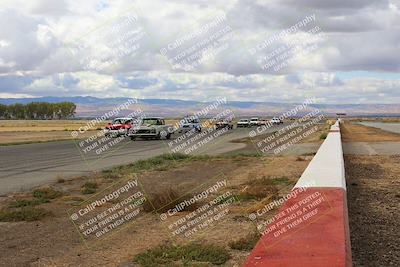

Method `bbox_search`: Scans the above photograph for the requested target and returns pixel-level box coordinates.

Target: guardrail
[244,120,352,267]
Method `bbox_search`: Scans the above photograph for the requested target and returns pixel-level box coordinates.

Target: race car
[128,117,173,140]
[237,119,250,127]
[104,117,134,137]
[178,116,202,133]
[215,119,234,130]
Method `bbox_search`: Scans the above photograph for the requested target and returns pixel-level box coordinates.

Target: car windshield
[112,119,126,124]
[185,118,199,123]
[142,118,162,125]
[239,119,248,122]
[250,118,258,121]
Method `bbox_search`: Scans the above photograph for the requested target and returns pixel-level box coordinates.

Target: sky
[0,0,399,104]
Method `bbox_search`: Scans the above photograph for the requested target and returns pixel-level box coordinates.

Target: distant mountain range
[1,96,399,117]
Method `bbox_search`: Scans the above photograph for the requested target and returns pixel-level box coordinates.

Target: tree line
[0,102,76,119]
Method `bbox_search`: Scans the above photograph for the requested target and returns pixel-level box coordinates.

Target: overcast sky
[0,0,399,104]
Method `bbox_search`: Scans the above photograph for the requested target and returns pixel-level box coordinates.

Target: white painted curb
[294,120,346,189]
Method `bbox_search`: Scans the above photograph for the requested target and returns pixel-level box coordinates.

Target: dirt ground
[0,120,95,145]
[0,154,310,267]
[341,121,400,143]
[345,155,400,267]
[0,120,92,132]
[341,120,400,266]
[0,131,97,145]
[350,117,400,123]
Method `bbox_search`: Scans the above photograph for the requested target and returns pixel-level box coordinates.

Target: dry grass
[0,119,101,145]
[0,207,50,222]
[133,242,231,266]
[341,121,400,142]
[0,120,92,132]
[350,117,400,123]
[0,153,310,267]
[229,232,261,251]
[0,128,96,145]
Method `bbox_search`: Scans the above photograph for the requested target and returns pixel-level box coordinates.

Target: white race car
[237,119,250,128]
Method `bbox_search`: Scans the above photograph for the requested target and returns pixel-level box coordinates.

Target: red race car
[104,117,134,137]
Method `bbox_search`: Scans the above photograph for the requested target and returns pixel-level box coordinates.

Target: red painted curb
[244,188,352,267]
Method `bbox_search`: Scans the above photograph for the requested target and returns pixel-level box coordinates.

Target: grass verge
[133,243,230,266]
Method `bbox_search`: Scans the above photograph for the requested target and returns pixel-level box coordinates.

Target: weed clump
[33,187,62,201]
[143,188,199,213]
[229,232,261,251]
[133,242,230,266]
[81,182,98,194]
[0,207,50,222]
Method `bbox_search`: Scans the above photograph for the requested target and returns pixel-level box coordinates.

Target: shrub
[9,199,43,208]
[133,243,230,266]
[320,132,328,140]
[101,153,192,179]
[33,187,62,200]
[229,232,261,251]
[143,188,198,213]
[82,182,98,194]
[0,207,50,222]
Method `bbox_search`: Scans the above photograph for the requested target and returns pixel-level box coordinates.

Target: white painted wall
[294,120,346,189]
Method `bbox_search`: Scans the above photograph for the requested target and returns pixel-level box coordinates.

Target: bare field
[345,155,400,266]
[0,120,97,145]
[0,120,93,132]
[0,154,310,267]
[341,120,400,142]
[0,131,97,145]
[342,120,400,265]
[349,117,400,123]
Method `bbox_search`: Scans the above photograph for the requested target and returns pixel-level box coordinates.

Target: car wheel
[166,133,171,139]
[130,136,136,141]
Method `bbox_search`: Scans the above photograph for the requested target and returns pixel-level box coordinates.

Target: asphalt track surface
[2,121,398,195]
[1,125,311,195]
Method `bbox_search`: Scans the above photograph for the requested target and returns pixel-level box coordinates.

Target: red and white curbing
[244,120,352,267]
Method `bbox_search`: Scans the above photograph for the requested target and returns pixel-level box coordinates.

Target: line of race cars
[103,116,283,140]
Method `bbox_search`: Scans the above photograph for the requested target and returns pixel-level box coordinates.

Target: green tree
[0,102,76,120]
[0,104,6,119]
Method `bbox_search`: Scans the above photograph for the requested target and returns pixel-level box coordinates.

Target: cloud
[0,0,399,103]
